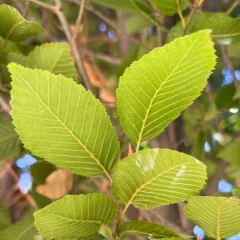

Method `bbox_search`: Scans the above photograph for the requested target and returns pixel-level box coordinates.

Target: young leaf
[0,210,36,240]
[0,4,44,42]
[0,118,21,161]
[34,193,117,239]
[117,221,188,238]
[151,0,188,16]
[9,64,120,179]
[185,196,240,239]
[218,138,240,167]
[8,43,78,80]
[168,13,240,44]
[112,149,207,209]
[117,30,216,148]
[0,204,11,231]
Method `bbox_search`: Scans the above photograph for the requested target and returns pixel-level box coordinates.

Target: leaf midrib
[125,161,196,208]
[40,212,103,225]
[6,21,24,40]
[16,73,112,181]
[136,36,198,148]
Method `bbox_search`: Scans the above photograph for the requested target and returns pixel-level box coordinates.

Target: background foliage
[0,0,240,240]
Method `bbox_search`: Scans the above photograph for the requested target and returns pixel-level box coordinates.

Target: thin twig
[68,0,118,31]
[29,0,92,91]
[79,47,122,64]
[177,0,186,29]
[73,0,86,41]
[184,0,204,35]
[85,5,118,31]
[28,0,56,11]
[221,45,239,88]
[227,0,240,15]
[54,0,92,91]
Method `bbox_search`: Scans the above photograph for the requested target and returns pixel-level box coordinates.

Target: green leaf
[8,43,78,80]
[215,84,238,109]
[218,138,240,167]
[153,238,184,240]
[0,118,21,161]
[151,0,188,16]
[0,204,11,231]
[9,63,120,179]
[0,4,44,42]
[185,196,240,239]
[112,149,207,209]
[117,221,187,238]
[34,193,117,239]
[92,0,137,13]
[117,30,216,147]
[168,13,240,44]
[0,210,36,240]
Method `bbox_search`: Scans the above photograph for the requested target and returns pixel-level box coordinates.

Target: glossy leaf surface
[34,193,117,239]
[117,30,216,146]
[9,64,120,178]
[0,4,44,42]
[112,149,207,209]
[185,196,240,239]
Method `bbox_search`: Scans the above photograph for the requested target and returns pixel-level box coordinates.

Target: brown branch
[54,0,92,91]
[29,0,92,91]
[73,0,86,41]
[79,47,122,64]
[227,0,240,15]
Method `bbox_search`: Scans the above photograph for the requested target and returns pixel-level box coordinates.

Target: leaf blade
[34,193,117,239]
[112,149,207,209]
[117,30,216,146]
[168,12,240,44]
[8,43,78,80]
[185,196,240,239]
[0,4,44,42]
[151,0,188,16]
[117,221,188,239]
[9,64,120,178]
